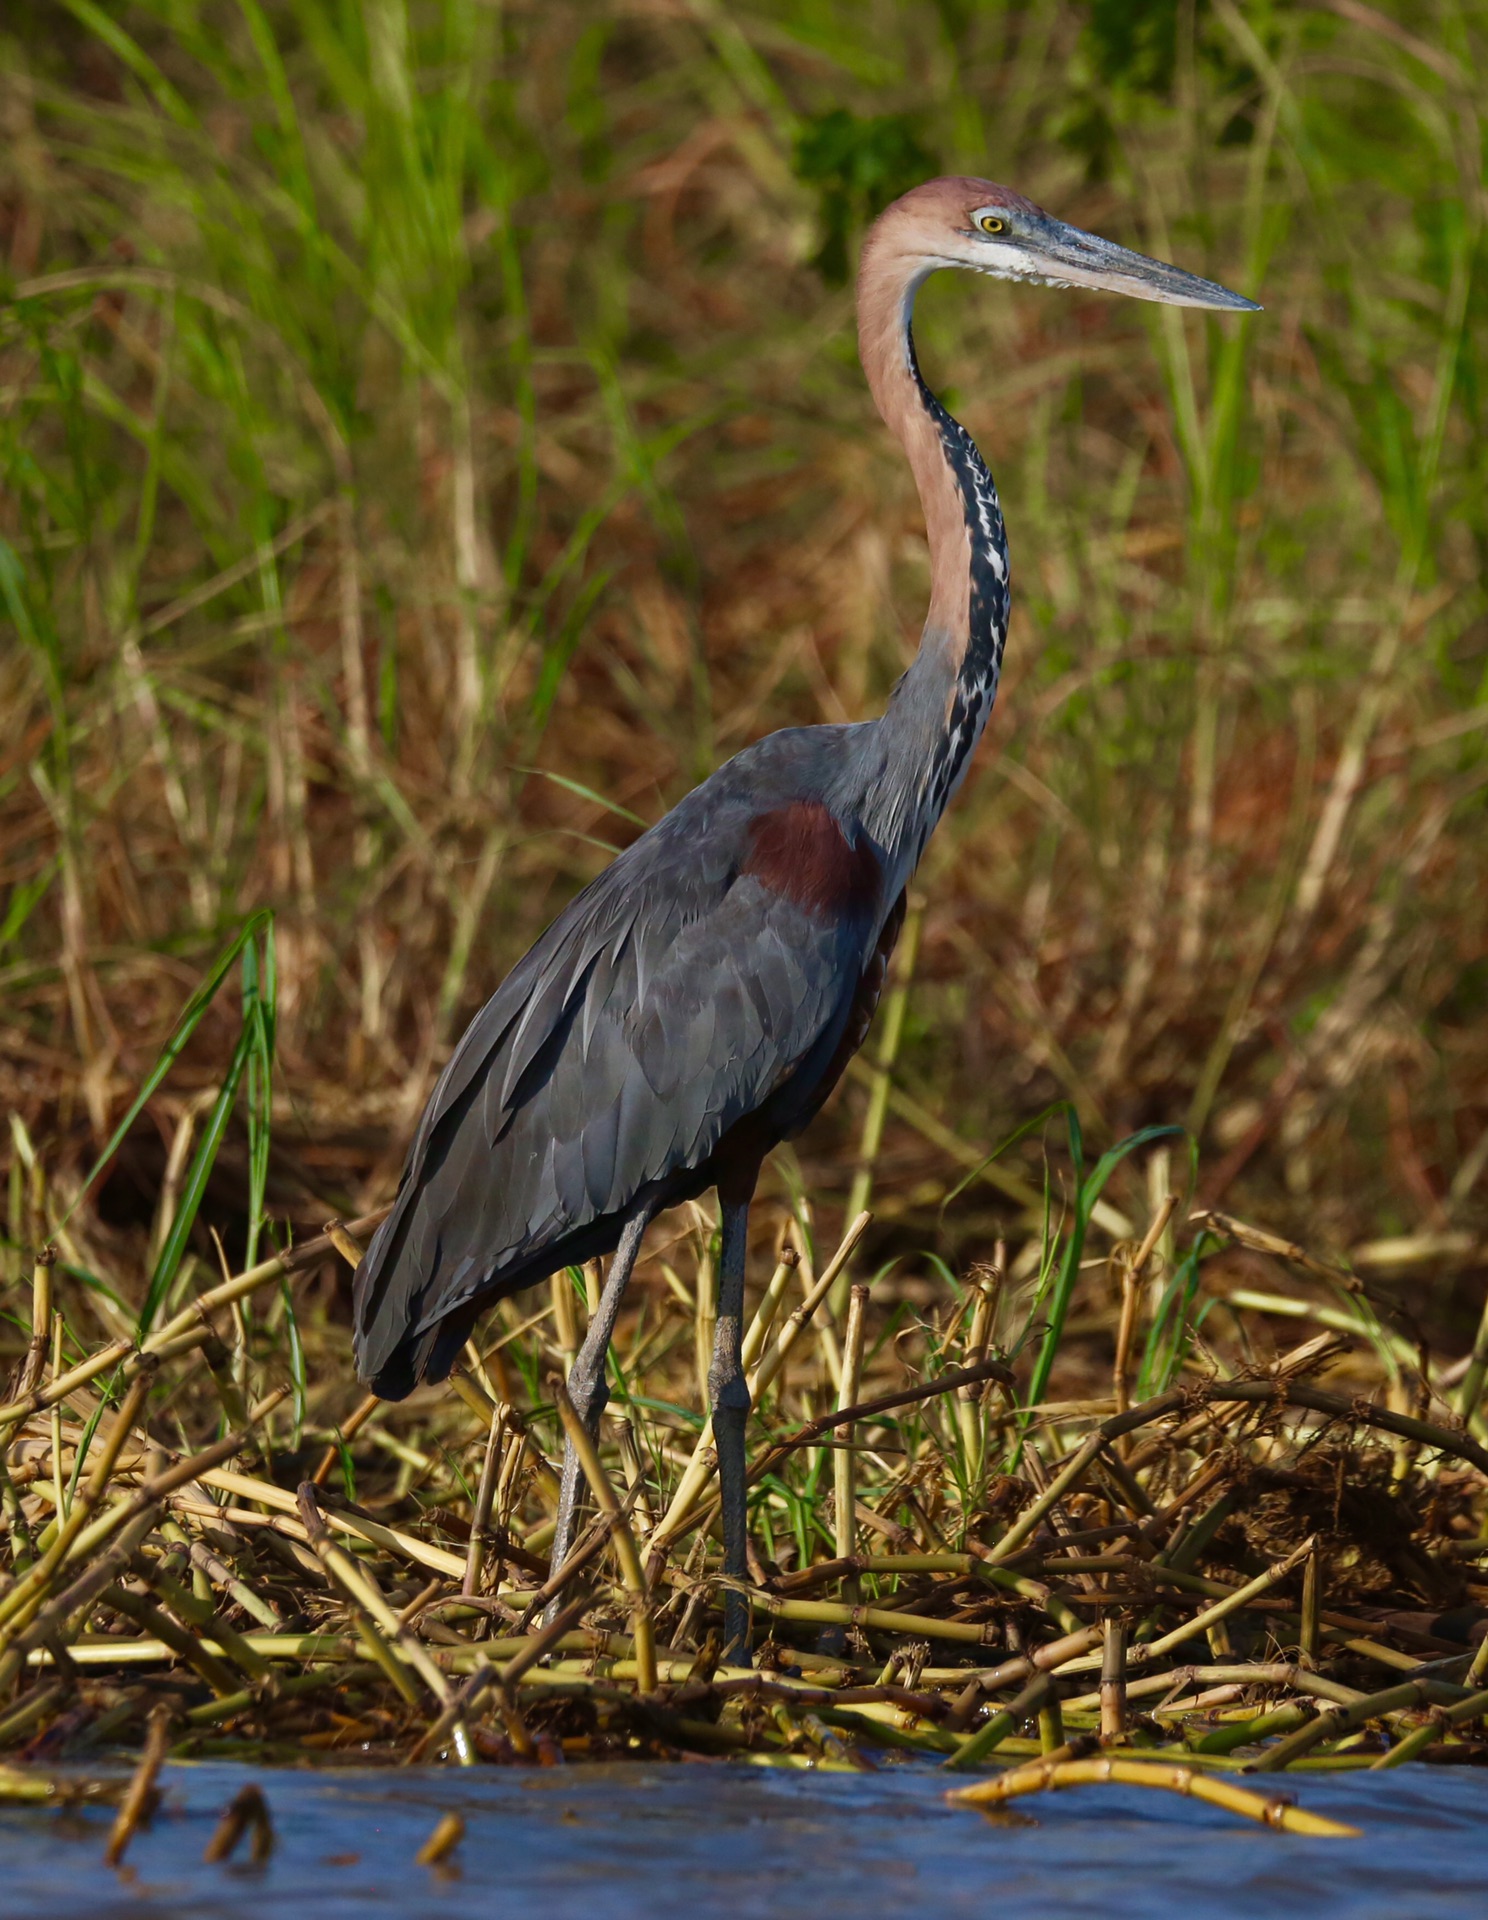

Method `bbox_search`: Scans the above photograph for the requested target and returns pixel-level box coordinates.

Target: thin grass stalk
[515,1510,621,1623]
[0,1682,69,1749]
[1059,1663,1365,1717]
[311,1389,381,1488]
[409,1596,592,1764]
[17,1245,54,1400]
[617,1420,654,1534]
[746,1358,1011,1489]
[803,1243,843,1395]
[47,1317,65,1524]
[1300,1546,1321,1665]
[742,1247,799,1371]
[1194,1701,1311,1756]
[956,1262,1000,1501]
[187,1472,464,1581]
[1114,1194,1179,1417]
[463,1402,507,1598]
[0,1509,163,1688]
[187,1537,281,1630]
[833,1284,869,1592]
[551,1269,579,1381]
[694,1232,716,1412]
[554,1385,655,1693]
[148,1093,209,1267]
[995,1377,1488,1573]
[835,901,922,1313]
[749,1594,1002,1646]
[0,1451,34,1575]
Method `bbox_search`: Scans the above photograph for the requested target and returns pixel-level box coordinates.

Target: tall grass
[1,1,1486,1350]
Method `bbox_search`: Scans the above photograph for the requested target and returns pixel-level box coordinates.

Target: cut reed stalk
[555,1386,656,1693]
[948,1756,1362,1837]
[18,1246,55,1400]
[203,1783,275,1865]
[1100,1615,1128,1743]
[104,1702,171,1866]
[833,1284,869,1598]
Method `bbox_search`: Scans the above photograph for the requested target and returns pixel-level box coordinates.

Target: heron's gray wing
[353,813,878,1389]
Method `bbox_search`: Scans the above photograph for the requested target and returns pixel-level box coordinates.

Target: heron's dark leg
[709,1198,753,1665]
[546,1207,652,1614]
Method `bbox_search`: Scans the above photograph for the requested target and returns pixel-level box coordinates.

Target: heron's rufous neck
[852,213,1010,869]
[856,237,972,651]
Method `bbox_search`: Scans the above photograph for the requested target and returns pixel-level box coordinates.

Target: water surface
[5,1760,1485,1919]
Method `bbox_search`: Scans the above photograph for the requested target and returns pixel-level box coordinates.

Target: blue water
[5,1761,1486,1919]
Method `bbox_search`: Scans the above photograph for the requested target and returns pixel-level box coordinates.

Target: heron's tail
[352,1188,477,1399]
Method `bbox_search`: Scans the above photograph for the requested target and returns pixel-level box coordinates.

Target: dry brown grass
[1,15,1488,1783]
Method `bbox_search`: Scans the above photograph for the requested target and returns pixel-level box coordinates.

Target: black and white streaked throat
[910,330,1010,824]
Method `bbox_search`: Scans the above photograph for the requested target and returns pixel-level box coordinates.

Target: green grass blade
[1024,1122,1183,1414]
[136,1021,252,1338]
[60,910,272,1233]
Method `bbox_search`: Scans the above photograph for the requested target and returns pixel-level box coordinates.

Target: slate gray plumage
[354,730,888,1400]
[351,176,1256,1659]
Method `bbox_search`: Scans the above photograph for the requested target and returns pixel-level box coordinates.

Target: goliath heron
[354,178,1257,1658]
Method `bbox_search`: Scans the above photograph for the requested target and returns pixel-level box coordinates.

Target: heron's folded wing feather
[353,831,877,1378]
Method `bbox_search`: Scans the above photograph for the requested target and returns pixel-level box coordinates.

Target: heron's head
[864,176,1260,313]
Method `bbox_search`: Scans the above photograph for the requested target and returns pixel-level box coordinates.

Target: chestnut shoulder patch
[740,801,882,920]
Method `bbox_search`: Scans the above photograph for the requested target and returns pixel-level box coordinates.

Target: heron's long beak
[1031,217,1261,311]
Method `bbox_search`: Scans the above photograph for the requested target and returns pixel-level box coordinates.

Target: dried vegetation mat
[1,1161,1486,1858]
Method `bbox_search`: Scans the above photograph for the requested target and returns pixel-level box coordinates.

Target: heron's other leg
[546,1207,652,1607]
[709,1197,753,1665]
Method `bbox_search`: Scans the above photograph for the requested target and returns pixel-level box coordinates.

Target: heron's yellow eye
[978,214,1006,235]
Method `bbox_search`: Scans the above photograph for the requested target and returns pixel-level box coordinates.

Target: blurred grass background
[2,0,1486,1349]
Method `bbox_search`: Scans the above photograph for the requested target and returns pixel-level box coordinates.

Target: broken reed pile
[5,0,1488,1285]
[0,1163,1485,1812]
